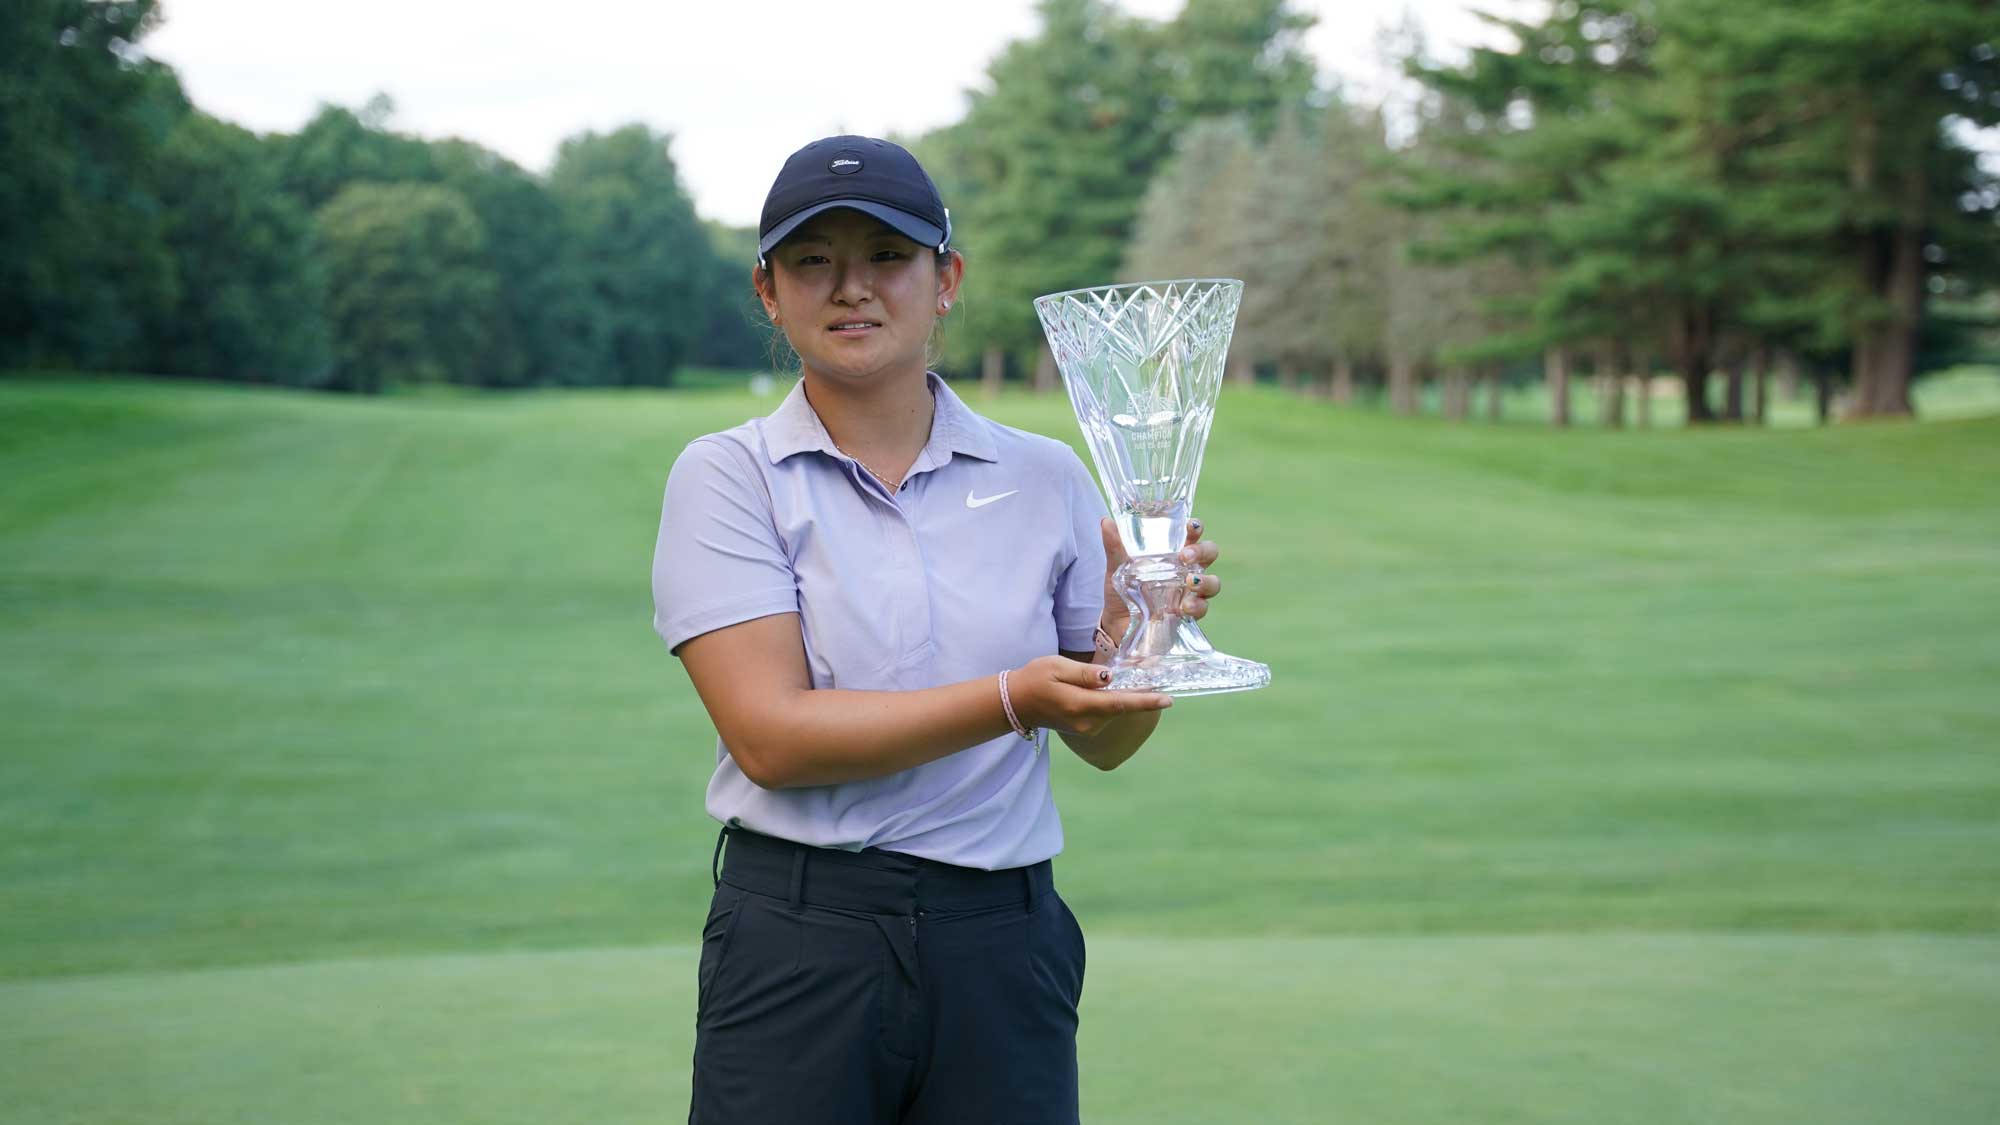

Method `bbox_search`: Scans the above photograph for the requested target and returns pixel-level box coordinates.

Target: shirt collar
[763,371,999,466]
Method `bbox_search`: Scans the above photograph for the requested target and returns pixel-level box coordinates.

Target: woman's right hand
[1008,656,1172,736]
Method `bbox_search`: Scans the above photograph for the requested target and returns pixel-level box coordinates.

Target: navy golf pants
[689,825,1086,1124]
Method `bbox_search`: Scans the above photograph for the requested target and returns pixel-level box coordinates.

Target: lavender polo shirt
[650,371,1108,871]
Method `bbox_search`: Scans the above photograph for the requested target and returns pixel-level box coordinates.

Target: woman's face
[755,208,962,385]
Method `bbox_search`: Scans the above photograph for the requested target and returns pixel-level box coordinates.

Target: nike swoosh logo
[966,489,1020,509]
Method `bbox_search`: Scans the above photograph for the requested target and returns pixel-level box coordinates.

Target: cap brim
[757,200,947,259]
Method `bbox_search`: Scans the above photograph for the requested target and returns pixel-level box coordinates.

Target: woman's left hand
[1097,516,1223,638]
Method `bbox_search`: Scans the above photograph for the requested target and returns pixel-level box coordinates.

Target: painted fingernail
[1098,669,1111,682]
[1190,519,1202,532]
[1186,574,1201,589]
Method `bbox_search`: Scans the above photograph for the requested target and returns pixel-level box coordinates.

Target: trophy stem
[1109,556,1272,697]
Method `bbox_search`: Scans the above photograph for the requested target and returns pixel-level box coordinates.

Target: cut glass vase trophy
[1034,278,1271,697]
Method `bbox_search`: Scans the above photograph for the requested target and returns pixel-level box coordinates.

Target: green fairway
[3,373,1998,1122]
[3,935,1996,1124]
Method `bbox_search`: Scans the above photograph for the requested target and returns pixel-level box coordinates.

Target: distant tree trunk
[981,346,1005,398]
[1723,354,1746,421]
[1671,308,1717,425]
[1442,367,1471,420]
[1683,364,1713,423]
[1544,346,1571,427]
[1484,366,1504,421]
[1815,368,1835,424]
[1630,350,1651,428]
[1033,341,1058,393]
[1775,352,1801,402]
[1332,355,1355,404]
[1388,352,1418,415]
[1228,353,1254,386]
[1752,348,1771,425]
[1849,333,1875,415]
[1596,340,1624,429]
[1846,163,1923,418]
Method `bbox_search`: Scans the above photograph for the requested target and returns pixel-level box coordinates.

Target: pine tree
[1660,0,2000,417]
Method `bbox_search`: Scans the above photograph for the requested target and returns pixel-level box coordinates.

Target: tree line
[922,0,1998,424]
[2,0,760,392]
[1390,0,2000,423]
[5,0,1995,422]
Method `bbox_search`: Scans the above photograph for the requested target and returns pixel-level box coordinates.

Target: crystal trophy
[1034,278,1271,696]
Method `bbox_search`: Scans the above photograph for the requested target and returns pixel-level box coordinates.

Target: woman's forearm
[743,677,1018,789]
[1057,710,1160,770]
[724,618,1164,788]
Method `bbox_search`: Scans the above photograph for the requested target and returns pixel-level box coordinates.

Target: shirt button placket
[895,516,932,671]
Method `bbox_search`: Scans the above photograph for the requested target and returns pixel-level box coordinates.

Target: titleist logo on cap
[829,154,863,175]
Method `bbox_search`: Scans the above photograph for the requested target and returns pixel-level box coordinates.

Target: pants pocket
[696,884,747,1019]
[1054,890,1086,1006]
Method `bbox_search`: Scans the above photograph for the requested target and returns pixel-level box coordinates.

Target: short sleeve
[651,438,799,656]
[1052,449,1108,652]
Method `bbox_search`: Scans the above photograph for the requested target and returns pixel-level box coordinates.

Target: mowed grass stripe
[1,935,1995,1125]
[1,375,1997,983]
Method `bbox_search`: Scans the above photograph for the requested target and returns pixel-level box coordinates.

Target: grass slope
[2,373,1998,1121]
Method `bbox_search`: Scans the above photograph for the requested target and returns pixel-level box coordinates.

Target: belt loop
[1021,865,1036,913]
[788,848,807,914]
[711,825,729,889]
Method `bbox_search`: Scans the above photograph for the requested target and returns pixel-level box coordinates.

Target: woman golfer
[651,135,1225,1124]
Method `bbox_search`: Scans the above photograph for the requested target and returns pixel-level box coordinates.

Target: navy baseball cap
[756,135,951,268]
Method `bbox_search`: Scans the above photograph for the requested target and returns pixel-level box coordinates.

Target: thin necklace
[837,443,904,492]
[824,393,936,496]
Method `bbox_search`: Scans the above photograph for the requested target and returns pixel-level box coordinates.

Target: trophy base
[1107,650,1271,696]
[1104,562,1271,697]
[1106,613,1270,697]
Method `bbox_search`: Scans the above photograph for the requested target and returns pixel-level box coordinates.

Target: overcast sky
[144,0,1521,228]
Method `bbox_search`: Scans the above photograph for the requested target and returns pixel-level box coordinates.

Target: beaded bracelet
[1093,624,1118,660]
[996,669,1037,746]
